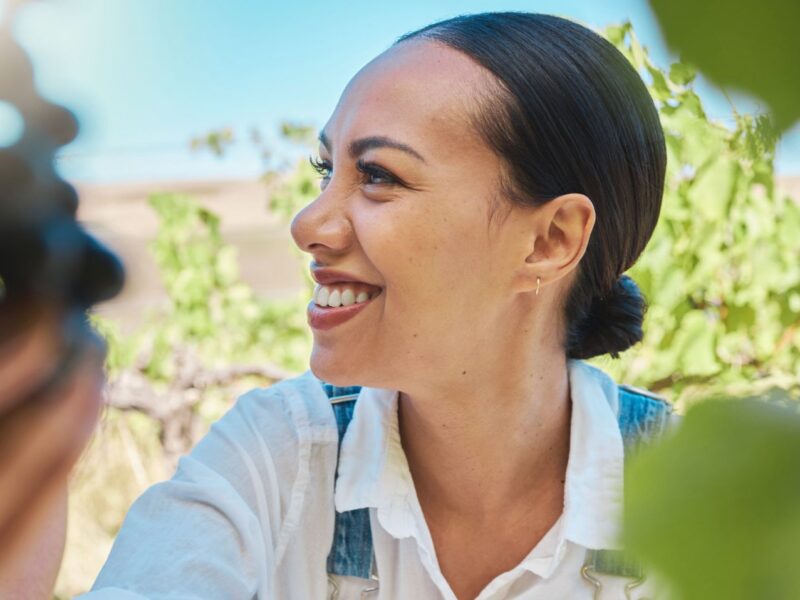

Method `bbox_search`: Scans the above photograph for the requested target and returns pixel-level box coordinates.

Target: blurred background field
[3,0,797,597]
[79,178,305,333]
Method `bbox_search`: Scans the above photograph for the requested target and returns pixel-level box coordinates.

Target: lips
[311,267,383,290]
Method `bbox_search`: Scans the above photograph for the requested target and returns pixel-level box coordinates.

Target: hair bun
[567,274,646,360]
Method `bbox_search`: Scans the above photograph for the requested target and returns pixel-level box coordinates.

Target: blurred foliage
[92,118,320,386]
[279,121,317,146]
[596,22,800,408]
[145,192,310,378]
[265,119,321,217]
[648,0,800,133]
[625,394,800,600]
[89,315,139,378]
[268,156,321,220]
[189,127,235,157]
[93,192,311,382]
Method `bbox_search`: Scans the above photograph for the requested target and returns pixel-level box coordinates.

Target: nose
[290,186,354,257]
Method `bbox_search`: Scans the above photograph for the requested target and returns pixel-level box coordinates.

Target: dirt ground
[75,178,308,333]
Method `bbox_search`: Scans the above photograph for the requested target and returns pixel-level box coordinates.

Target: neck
[398,345,572,521]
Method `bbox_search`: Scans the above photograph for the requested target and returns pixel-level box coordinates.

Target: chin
[308,346,364,387]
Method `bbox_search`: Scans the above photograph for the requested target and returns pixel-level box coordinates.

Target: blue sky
[4,0,800,182]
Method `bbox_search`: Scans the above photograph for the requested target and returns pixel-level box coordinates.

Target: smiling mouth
[307,285,382,331]
[312,283,383,308]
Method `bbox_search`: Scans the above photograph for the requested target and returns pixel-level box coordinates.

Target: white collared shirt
[80,360,661,599]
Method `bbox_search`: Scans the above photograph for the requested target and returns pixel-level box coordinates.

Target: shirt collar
[333,383,411,522]
[560,359,624,550]
[333,359,625,565]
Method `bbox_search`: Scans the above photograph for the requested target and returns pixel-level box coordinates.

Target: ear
[519,193,595,293]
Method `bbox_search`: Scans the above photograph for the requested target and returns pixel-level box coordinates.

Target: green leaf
[625,396,800,600]
[627,28,647,70]
[216,246,240,286]
[668,62,696,86]
[673,310,719,376]
[649,0,800,132]
[603,22,631,46]
[686,158,736,220]
[646,65,672,102]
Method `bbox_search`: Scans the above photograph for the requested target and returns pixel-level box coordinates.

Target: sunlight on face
[290,40,539,390]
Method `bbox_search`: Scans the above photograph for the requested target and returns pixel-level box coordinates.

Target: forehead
[322,39,494,154]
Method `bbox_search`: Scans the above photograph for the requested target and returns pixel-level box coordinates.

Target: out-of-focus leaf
[625,396,800,600]
[279,120,317,146]
[686,158,735,220]
[673,310,719,376]
[269,157,320,219]
[604,22,631,46]
[649,0,800,132]
[668,62,696,86]
[216,246,240,286]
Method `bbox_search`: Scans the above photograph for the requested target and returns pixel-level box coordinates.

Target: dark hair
[397,13,666,359]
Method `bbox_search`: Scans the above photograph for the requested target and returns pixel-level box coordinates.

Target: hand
[0,303,106,598]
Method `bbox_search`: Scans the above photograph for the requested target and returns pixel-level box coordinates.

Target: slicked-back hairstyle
[397,13,666,359]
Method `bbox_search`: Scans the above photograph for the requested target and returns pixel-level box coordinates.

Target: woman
[81,12,668,600]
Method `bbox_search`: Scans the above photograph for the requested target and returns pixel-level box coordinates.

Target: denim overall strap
[581,384,673,598]
[323,381,674,588]
[323,383,375,580]
[616,384,673,456]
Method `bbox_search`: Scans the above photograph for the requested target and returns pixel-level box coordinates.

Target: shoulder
[192,367,340,472]
[602,374,675,449]
[616,383,672,426]
[85,372,340,597]
[184,370,340,522]
[570,360,674,443]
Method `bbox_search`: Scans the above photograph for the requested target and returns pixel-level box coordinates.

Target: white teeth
[327,289,342,308]
[314,285,380,307]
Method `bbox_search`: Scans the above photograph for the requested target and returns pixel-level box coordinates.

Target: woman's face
[291,40,545,390]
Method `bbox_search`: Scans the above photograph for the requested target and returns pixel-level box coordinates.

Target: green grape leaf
[668,62,696,86]
[674,310,719,376]
[603,23,627,46]
[649,0,800,132]
[687,158,735,220]
[625,396,800,600]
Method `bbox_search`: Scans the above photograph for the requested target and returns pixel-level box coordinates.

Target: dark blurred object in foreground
[0,6,124,309]
[0,1,124,592]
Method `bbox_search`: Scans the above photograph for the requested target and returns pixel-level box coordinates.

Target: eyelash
[308,156,399,187]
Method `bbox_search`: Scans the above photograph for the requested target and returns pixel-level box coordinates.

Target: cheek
[361,202,495,309]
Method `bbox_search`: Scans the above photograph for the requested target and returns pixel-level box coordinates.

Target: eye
[309,155,403,189]
[309,155,332,182]
[355,159,399,186]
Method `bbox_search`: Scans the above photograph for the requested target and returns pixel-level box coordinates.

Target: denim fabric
[324,385,374,579]
[323,381,673,580]
[617,384,673,456]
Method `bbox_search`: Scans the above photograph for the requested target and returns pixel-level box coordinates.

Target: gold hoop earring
[536,276,541,296]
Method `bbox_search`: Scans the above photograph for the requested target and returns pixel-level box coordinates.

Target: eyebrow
[318,131,427,164]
